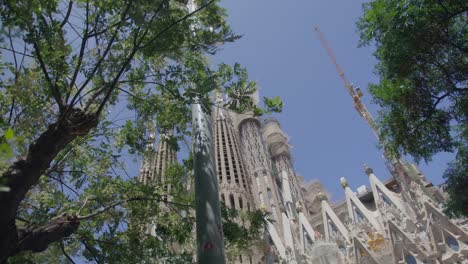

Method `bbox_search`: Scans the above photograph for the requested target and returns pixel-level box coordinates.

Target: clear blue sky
[212,0,453,200]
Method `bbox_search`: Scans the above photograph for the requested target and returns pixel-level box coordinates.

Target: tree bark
[16,215,80,253]
[0,108,97,261]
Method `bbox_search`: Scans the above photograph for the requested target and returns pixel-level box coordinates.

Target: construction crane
[314,27,379,140]
[313,27,441,206]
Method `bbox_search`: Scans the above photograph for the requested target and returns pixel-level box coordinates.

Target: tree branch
[59,1,74,29]
[93,25,146,116]
[77,196,193,221]
[81,240,101,264]
[410,90,452,134]
[15,215,80,254]
[7,97,16,126]
[0,46,34,58]
[47,174,80,197]
[436,0,452,16]
[140,0,216,50]
[60,241,76,264]
[32,41,64,109]
[8,28,18,69]
[87,16,131,38]
[0,108,97,260]
[67,0,88,103]
[94,1,214,117]
[69,2,132,108]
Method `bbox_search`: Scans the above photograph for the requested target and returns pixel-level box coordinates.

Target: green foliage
[0,129,14,192]
[0,0,276,261]
[443,129,468,218]
[221,205,267,259]
[357,0,467,216]
[263,96,283,114]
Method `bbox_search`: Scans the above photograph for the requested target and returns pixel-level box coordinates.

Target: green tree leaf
[357,0,468,217]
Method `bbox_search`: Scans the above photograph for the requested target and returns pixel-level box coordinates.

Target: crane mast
[314,27,380,140]
[313,27,438,208]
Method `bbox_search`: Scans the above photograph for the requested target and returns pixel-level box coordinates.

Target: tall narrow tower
[154,130,177,200]
[262,119,304,205]
[232,97,290,263]
[212,91,258,264]
[213,92,253,211]
[139,124,157,185]
[236,113,283,227]
[138,126,177,200]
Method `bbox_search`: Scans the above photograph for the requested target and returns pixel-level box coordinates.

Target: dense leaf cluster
[0,0,280,261]
[357,0,467,216]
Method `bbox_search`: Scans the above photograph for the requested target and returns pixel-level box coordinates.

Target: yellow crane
[313,26,430,206]
[314,26,379,139]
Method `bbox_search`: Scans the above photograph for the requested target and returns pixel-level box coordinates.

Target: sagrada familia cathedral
[138,89,468,264]
[137,0,468,261]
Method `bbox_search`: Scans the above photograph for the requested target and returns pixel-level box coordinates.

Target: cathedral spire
[138,123,177,191]
[139,122,156,184]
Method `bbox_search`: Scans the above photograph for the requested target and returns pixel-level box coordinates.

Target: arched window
[405,254,417,264]
[229,194,235,209]
[239,197,243,209]
[255,173,260,187]
[379,191,393,207]
[446,234,460,252]
[259,192,264,206]
[339,245,346,255]
[267,188,273,201]
[271,205,277,220]
[353,205,365,223]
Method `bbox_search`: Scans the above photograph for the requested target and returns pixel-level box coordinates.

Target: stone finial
[317,192,328,201]
[259,204,266,212]
[364,164,374,176]
[340,177,349,188]
[295,201,303,212]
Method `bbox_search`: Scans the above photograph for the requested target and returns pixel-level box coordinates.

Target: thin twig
[60,1,74,28]
[69,2,132,108]
[0,46,34,58]
[81,240,101,264]
[32,41,64,108]
[48,175,80,196]
[60,242,76,264]
[67,0,89,102]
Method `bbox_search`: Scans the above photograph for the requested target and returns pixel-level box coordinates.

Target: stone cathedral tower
[213,91,320,263]
[213,92,253,212]
[209,91,468,264]
[139,91,468,264]
[138,125,177,201]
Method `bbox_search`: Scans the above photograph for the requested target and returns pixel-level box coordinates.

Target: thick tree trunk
[0,108,97,261]
[16,215,80,253]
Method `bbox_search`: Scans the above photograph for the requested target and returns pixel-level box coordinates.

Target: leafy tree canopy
[0,0,281,261]
[357,0,467,217]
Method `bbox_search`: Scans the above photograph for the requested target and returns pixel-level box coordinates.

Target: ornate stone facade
[139,92,468,263]
[211,92,468,263]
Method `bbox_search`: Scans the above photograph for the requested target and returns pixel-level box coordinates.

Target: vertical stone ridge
[138,126,177,201]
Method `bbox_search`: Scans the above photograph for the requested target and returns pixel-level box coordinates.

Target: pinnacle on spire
[145,122,156,151]
[364,164,374,176]
[340,177,349,188]
[213,87,227,110]
[317,191,328,201]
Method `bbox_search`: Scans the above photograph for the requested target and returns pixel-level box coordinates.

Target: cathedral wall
[238,117,284,231]
[213,110,253,213]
